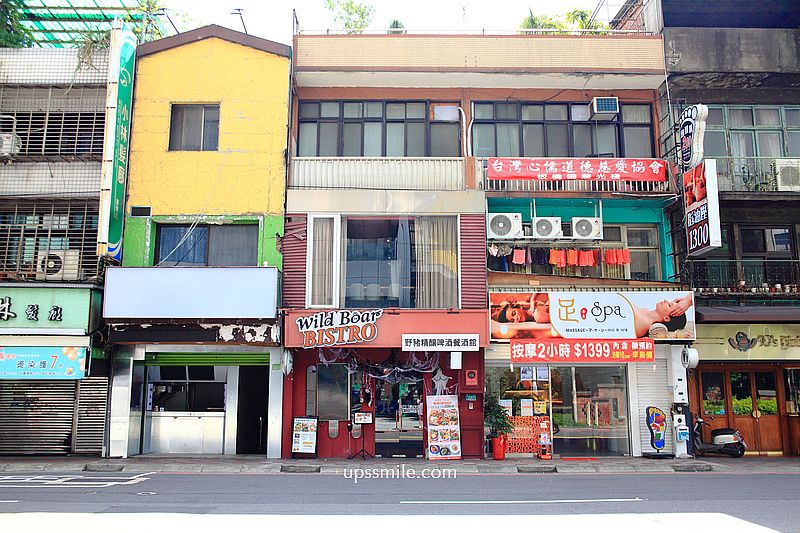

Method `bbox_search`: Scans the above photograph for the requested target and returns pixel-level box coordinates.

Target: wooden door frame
[693,363,787,455]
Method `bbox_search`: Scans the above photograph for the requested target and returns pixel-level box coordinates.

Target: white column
[266,347,285,458]
[107,345,137,458]
[224,366,239,455]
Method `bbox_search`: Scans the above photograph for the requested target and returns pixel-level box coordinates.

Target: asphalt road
[1,470,798,532]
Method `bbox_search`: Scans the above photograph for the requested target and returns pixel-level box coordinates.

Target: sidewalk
[1,454,799,475]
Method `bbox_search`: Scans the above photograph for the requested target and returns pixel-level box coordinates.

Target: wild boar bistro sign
[296,309,384,348]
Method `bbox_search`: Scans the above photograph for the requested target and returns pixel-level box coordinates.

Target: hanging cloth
[487,254,504,271]
[525,246,533,265]
[556,249,567,268]
[536,248,548,265]
[605,249,617,265]
[512,247,526,265]
[578,250,591,267]
[497,244,513,257]
[488,243,499,257]
[620,248,631,265]
[567,249,578,266]
[549,248,559,266]
[500,255,509,272]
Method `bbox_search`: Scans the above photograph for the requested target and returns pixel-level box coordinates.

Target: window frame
[154,222,259,267]
[470,101,655,158]
[297,100,462,157]
[168,103,220,152]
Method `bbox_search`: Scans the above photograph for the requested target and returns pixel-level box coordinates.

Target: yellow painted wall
[128,37,289,216]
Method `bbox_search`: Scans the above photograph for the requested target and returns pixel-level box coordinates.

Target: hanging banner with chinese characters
[487,158,666,182]
[0,346,88,379]
[98,22,137,261]
[401,334,479,351]
[684,160,722,257]
[510,338,655,363]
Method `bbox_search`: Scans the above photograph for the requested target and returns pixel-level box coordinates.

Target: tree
[520,8,564,31]
[565,9,607,30]
[0,0,34,48]
[388,19,405,35]
[324,0,375,34]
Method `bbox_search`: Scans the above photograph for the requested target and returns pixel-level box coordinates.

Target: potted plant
[484,395,514,460]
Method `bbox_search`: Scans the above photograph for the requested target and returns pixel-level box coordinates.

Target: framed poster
[521,398,534,417]
[291,417,318,454]
[520,366,534,381]
[426,395,462,460]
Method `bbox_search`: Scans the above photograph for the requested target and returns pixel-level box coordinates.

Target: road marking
[401,497,645,505]
[0,500,20,503]
[0,472,156,489]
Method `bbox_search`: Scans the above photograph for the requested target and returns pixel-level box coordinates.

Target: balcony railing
[476,159,673,194]
[686,259,800,291]
[714,157,800,193]
[290,157,466,190]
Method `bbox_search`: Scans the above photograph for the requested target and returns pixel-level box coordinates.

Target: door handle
[752,409,762,420]
[259,416,264,448]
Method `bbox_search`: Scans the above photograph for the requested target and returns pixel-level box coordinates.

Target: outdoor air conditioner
[36,250,81,281]
[589,97,619,121]
[572,217,604,240]
[775,159,800,192]
[532,217,564,239]
[0,133,21,157]
[487,213,524,239]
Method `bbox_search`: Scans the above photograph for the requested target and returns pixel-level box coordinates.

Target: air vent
[590,97,619,121]
[532,217,563,239]
[130,206,152,217]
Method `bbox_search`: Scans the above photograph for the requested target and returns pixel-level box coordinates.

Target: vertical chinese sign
[679,104,721,256]
[98,22,137,261]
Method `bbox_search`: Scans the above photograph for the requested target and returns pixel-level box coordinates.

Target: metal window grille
[0,199,100,281]
[0,85,106,161]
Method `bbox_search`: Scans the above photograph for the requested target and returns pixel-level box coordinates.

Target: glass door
[729,370,782,455]
[374,374,423,458]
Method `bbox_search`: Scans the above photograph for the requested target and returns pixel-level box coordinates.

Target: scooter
[692,415,746,458]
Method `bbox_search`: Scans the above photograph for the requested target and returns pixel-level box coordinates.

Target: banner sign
[98,22,137,260]
[511,338,655,363]
[401,334,479,351]
[487,157,666,182]
[0,287,94,334]
[291,417,318,454]
[426,395,462,460]
[0,346,87,379]
[696,324,800,361]
[296,309,383,348]
[680,104,708,172]
[490,291,695,342]
[684,160,722,256]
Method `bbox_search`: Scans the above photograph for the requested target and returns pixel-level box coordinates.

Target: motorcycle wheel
[726,443,746,458]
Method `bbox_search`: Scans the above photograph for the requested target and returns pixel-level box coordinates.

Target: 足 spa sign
[296,309,384,348]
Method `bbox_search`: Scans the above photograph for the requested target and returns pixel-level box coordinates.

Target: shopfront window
[730,372,754,415]
[316,364,349,421]
[147,365,226,412]
[485,364,630,457]
[701,371,726,415]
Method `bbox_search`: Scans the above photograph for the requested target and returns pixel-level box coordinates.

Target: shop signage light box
[103,267,278,319]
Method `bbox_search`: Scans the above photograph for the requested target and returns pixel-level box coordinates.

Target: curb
[280,464,321,474]
[84,463,125,472]
[517,465,557,473]
[672,462,713,472]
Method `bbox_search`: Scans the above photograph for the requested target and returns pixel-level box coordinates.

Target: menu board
[426,395,462,460]
[291,417,318,454]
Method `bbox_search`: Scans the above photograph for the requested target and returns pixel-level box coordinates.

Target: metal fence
[290,157,467,190]
[686,259,800,291]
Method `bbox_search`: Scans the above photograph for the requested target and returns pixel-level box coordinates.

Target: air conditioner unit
[36,250,81,281]
[589,97,620,121]
[775,159,800,192]
[572,217,604,240]
[532,217,563,239]
[0,133,21,157]
[487,213,524,239]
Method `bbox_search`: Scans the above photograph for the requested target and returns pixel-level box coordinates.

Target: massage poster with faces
[426,395,462,460]
[490,291,696,341]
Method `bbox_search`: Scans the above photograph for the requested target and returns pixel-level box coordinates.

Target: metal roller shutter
[633,356,675,456]
[74,378,109,454]
[0,378,108,455]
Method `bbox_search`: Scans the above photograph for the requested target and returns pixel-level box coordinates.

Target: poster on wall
[0,346,87,379]
[520,398,534,417]
[490,291,696,342]
[291,417,318,454]
[684,160,722,256]
[499,399,513,417]
[426,395,462,460]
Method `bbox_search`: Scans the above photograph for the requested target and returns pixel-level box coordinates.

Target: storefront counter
[145,411,224,454]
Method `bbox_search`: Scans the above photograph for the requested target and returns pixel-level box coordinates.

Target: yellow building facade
[123,25,290,268]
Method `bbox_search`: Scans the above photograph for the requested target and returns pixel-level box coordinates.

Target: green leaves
[324,0,375,34]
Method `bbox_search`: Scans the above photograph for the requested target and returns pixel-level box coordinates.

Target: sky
[159,0,627,46]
